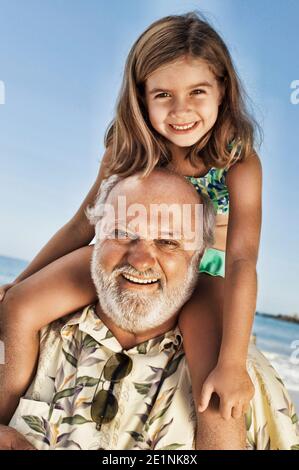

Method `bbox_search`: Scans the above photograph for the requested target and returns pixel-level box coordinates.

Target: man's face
[91,173,202,333]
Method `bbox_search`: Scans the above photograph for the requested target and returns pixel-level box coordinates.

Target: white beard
[91,244,200,334]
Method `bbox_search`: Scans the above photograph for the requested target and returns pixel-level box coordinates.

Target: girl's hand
[198,363,255,420]
[0,283,16,302]
[0,424,36,450]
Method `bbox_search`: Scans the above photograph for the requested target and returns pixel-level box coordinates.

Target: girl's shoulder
[225,152,262,215]
[226,152,262,187]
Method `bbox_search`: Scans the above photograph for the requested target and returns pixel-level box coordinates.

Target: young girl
[0,12,262,449]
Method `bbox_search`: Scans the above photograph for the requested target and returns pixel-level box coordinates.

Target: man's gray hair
[86,171,216,249]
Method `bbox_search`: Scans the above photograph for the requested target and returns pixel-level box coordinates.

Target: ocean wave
[262,351,299,391]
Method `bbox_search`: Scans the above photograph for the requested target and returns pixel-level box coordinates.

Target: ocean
[0,255,28,286]
[1,254,298,411]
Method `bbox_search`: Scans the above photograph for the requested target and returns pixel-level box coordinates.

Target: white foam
[263,351,299,391]
[262,350,299,413]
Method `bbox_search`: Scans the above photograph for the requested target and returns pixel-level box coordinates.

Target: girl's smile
[168,120,200,134]
[145,55,223,150]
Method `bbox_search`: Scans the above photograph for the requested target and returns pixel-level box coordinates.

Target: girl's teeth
[171,122,196,130]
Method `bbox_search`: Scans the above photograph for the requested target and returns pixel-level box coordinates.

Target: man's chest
[10,331,196,450]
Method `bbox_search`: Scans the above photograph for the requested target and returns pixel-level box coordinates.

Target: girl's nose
[126,240,156,272]
[170,96,191,117]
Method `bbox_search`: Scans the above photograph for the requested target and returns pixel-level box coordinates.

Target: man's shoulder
[40,313,72,343]
[40,306,92,346]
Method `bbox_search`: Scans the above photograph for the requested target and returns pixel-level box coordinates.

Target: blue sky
[0,0,298,315]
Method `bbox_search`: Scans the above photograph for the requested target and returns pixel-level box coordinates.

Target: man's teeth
[171,122,196,130]
[122,273,158,284]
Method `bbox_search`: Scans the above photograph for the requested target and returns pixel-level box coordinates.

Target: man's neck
[95,303,178,350]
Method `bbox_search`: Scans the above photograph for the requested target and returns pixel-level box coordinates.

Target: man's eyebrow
[148,81,213,95]
[111,224,183,240]
[157,231,182,239]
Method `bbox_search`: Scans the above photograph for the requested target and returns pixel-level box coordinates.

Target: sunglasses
[91,352,133,430]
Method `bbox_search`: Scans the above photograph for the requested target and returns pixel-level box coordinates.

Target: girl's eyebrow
[148,81,213,95]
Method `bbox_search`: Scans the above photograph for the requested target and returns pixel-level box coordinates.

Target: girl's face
[145,55,223,152]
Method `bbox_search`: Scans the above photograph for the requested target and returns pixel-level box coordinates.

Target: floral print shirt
[9,305,299,450]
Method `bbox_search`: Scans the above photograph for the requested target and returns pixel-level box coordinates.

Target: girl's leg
[178,273,246,450]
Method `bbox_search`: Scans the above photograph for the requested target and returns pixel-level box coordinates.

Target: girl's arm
[4,147,111,288]
[220,152,262,364]
[199,152,262,418]
[0,148,111,423]
[0,244,96,424]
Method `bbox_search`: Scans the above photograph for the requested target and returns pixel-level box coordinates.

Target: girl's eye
[154,90,206,99]
[155,91,168,98]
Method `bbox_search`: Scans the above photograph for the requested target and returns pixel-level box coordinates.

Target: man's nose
[126,240,156,272]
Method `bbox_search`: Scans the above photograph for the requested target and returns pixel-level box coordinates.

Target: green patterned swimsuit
[185,167,229,278]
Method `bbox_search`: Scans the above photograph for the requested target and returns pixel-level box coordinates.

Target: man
[1,169,299,450]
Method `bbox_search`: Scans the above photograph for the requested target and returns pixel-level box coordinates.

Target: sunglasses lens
[91,353,133,427]
[104,352,133,381]
[91,390,118,424]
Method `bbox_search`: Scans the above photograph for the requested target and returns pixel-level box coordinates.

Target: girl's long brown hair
[104,11,261,178]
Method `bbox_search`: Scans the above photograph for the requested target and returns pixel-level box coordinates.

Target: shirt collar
[60,304,183,355]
